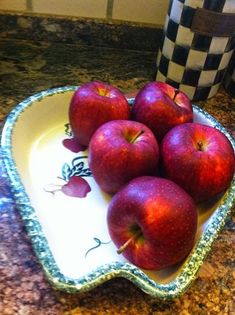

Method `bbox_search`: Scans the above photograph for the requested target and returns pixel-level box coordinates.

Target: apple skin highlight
[107,176,198,270]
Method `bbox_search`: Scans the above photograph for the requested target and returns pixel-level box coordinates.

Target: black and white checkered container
[223,50,235,97]
[156,0,235,101]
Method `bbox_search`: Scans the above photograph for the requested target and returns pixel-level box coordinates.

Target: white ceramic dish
[1,86,234,299]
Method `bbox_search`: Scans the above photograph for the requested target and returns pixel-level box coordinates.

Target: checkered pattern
[223,50,235,97]
[156,0,235,101]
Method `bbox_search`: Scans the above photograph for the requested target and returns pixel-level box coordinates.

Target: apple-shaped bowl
[1,86,234,299]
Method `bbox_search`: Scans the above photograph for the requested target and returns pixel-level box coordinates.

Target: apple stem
[117,230,142,254]
[173,89,179,101]
[197,141,204,151]
[129,129,145,144]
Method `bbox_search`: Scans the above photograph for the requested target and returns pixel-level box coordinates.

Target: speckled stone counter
[0,14,235,315]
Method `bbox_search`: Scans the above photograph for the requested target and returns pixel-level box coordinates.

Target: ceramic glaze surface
[1,86,234,299]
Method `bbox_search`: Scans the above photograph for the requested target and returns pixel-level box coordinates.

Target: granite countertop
[0,13,235,315]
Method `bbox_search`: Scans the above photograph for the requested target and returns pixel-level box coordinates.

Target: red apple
[132,81,193,142]
[161,123,235,203]
[69,81,130,146]
[107,176,197,270]
[88,120,159,194]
